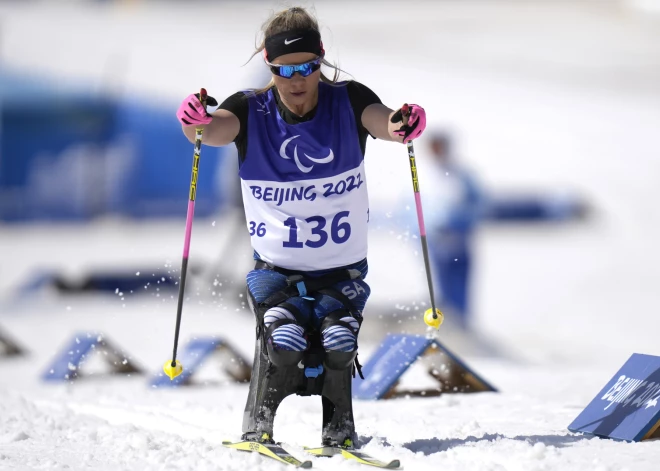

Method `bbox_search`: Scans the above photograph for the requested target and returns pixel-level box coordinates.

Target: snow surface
[2,1,660,470]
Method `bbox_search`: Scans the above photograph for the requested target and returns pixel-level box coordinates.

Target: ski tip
[300,460,313,469]
[388,459,401,469]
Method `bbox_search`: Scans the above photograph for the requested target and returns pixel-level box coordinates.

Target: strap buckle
[304,365,324,378]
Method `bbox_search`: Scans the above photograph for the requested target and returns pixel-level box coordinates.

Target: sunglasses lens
[270,60,321,78]
[280,65,294,78]
[297,63,312,77]
[309,61,322,75]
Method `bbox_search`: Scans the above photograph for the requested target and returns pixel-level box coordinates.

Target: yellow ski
[305,446,401,469]
[223,440,312,468]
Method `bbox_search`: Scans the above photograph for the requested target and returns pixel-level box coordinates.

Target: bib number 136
[283,211,351,248]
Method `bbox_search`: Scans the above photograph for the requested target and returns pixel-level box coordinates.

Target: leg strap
[254,259,362,310]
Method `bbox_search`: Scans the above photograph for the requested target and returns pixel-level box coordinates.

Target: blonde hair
[249,6,347,94]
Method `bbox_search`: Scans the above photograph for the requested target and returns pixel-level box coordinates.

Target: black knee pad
[321,310,360,370]
[264,317,305,368]
[324,349,357,370]
[266,342,304,367]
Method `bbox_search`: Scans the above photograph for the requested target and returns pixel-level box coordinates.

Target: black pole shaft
[171,257,189,366]
[420,234,438,313]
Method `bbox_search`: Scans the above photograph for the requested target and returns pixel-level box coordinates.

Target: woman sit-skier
[177,6,427,448]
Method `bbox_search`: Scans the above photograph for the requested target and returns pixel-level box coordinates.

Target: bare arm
[181,108,241,147]
[360,103,405,143]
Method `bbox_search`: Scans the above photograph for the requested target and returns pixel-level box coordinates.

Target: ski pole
[163,88,208,380]
[402,104,444,329]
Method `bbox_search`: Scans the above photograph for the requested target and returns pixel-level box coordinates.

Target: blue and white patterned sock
[264,306,307,351]
[322,316,359,352]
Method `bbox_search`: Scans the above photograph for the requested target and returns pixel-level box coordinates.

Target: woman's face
[270,52,321,108]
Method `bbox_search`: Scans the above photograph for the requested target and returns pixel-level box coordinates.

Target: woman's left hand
[391,103,426,143]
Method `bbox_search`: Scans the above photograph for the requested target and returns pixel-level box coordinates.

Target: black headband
[264,29,324,62]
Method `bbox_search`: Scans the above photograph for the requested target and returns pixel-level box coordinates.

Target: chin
[287,91,308,102]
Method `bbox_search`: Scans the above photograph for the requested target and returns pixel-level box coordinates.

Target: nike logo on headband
[284,37,302,45]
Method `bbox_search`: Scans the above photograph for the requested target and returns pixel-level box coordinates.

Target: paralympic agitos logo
[279,135,334,173]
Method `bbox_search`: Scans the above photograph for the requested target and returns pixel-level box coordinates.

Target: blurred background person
[419,129,589,332]
[421,132,484,331]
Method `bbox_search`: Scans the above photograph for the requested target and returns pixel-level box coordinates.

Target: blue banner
[0,71,227,221]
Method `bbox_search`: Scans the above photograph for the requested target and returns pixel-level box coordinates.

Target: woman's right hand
[176,92,218,126]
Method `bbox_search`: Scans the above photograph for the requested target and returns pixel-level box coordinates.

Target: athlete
[177,7,427,448]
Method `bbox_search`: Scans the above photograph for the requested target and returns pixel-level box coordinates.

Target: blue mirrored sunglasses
[267,58,322,79]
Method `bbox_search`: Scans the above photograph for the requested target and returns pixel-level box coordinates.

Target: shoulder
[342,81,382,108]
[219,91,250,113]
[228,90,251,101]
[336,81,382,121]
[218,89,276,119]
[345,81,380,98]
[319,81,382,105]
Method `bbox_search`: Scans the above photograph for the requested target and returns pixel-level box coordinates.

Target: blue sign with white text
[568,353,660,441]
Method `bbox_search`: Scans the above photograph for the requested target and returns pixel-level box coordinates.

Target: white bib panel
[241,162,369,271]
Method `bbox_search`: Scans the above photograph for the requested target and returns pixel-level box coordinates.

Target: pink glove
[176,92,217,126]
[391,103,426,143]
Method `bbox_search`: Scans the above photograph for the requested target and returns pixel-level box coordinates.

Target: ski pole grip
[401,103,410,125]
